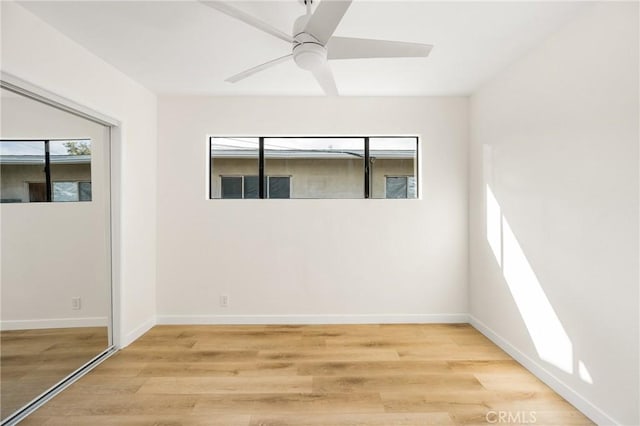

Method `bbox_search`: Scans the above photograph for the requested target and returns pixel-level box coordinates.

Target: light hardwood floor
[18,324,593,425]
[0,327,108,420]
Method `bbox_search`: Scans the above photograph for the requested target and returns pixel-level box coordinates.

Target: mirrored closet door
[0,87,113,422]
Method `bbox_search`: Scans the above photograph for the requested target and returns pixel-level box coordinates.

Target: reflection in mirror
[0,139,92,203]
[0,87,112,421]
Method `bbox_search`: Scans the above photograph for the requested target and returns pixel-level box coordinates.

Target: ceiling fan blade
[327,37,433,60]
[226,54,293,83]
[304,0,352,45]
[311,62,338,96]
[200,1,294,44]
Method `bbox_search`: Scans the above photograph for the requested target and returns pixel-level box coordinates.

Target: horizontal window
[0,139,92,203]
[209,137,418,199]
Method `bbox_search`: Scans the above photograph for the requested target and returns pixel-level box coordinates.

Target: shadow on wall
[483,144,593,385]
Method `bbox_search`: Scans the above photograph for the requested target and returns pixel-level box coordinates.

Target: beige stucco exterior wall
[210,158,415,198]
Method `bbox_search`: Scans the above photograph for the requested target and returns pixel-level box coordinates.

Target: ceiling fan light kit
[293,43,327,71]
[200,0,433,96]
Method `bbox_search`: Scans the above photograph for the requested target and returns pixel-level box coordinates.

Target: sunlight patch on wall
[578,360,593,384]
[486,185,502,267]
[501,217,573,373]
[483,144,574,375]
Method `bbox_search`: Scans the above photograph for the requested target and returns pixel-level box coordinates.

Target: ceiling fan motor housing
[292,14,327,71]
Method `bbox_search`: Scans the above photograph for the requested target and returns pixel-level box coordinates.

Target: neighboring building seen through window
[264,138,364,199]
[209,136,417,199]
[369,138,418,199]
[0,140,92,203]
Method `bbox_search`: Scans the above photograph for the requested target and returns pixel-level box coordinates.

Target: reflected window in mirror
[0,139,92,203]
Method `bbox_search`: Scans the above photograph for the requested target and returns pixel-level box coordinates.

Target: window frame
[209,136,419,200]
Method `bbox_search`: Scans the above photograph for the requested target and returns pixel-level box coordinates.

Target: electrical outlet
[71,297,81,310]
[220,295,229,308]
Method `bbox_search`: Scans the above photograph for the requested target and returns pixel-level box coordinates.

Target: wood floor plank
[313,374,483,393]
[28,415,251,426]
[137,376,313,394]
[382,390,493,413]
[297,360,452,376]
[137,361,298,377]
[447,360,524,374]
[398,344,511,361]
[248,412,454,426]
[449,408,593,425]
[192,392,385,415]
[86,361,148,377]
[381,389,572,413]
[193,336,326,351]
[474,372,553,392]
[60,376,148,395]
[30,394,199,416]
[324,336,455,348]
[258,348,399,362]
[11,416,49,426]
[115,348,259,362]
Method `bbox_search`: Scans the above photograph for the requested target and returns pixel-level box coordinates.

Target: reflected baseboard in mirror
[0,327,108,418]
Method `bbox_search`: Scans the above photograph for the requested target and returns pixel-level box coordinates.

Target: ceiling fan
[200,0,433,95]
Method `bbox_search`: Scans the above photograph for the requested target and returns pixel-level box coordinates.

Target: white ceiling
[18,1,585,96]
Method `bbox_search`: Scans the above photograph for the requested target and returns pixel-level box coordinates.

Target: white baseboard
[469,315,619,426]
[121,316,155,348]
[156,313,469,325]
[0,317,108,331]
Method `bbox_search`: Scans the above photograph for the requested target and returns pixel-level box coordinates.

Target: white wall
[1,94,110,329]
[157,96,468,323]
[469,3,638,425]
[1,1,158,346]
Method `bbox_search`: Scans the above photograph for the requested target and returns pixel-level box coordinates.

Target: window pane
[221,176,243,199]
[264,138,364,199]
[243,176,259,199]
[370,137,418,199]
[53,182,79,202]
[79,181,92,201]
[211,138,258,199]
[386,177,407,199]
[50,140,92,203]
[268,177,290,199]
[0,141,45,203]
